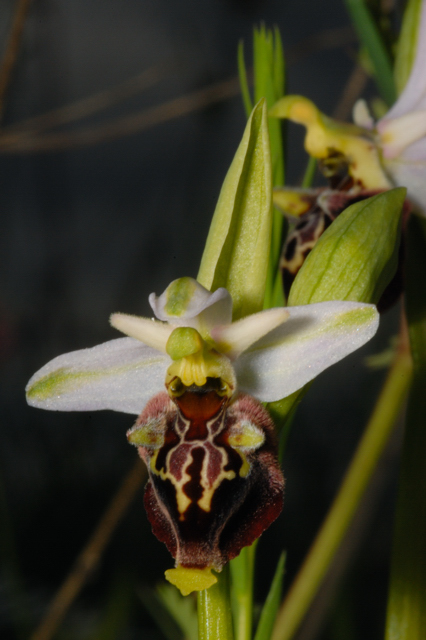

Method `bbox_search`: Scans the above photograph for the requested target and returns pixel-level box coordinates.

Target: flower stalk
[230,543,257,640]
[385,215,426,639]
[197,566,234,640]
[271,338,412,640]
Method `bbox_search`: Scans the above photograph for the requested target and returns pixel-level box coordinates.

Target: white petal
[110,313,173,352]
[26,337,170,414]
[234,301,379,402]
[385,138,426,215]
[149,277,232,334]
[385,2,426,118]
[378,110,426,159]
[211,307,290,359]
[353,99,374,130]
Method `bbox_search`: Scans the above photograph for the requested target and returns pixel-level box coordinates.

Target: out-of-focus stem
[271,341,412,640]
[385,215,426,639]
[197,565,234,640]
[30,459,146,640]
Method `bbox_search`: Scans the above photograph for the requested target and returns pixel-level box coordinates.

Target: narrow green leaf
[157,583,198,640]
[197,99,272,320]
[139,587,183,640]
[93,573,133,640]
[394,0,423,95]
[238,40,253,118]
[251,26,285,310]
[385,215,426,640]
[288,188,405,306]
[273,27,285,104]
[343,0,396,105]
[254,553,286,640]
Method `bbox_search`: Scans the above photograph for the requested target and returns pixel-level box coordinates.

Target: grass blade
[254,553,286,640]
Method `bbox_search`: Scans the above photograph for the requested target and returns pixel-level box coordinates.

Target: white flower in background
[354,0,426,215]
[271,0,426,215]
[26,277,379,412]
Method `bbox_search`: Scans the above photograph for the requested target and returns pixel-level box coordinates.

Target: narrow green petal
[211,308,289,358]
[110,313,173,352]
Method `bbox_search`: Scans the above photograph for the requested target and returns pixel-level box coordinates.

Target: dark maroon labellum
[127,381,284,571]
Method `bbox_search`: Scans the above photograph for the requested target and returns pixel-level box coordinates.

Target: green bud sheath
[288,188,405,306]
[197,99,273,320]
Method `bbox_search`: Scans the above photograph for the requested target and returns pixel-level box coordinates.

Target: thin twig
[30,459,146,640]
[0,77,241,153]
[2,63,168,136]
[0,0,32,120]
[332,63,369,121]
[0,25,358,154]
[286,26,356,65]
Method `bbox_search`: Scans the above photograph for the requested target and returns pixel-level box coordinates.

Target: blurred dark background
[0,1,402,638]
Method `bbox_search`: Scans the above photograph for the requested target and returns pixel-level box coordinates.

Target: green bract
[288,188,405,306]
[238,25,285,313]
[197,99,272,320]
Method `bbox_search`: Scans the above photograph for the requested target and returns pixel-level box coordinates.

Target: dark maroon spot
[284,236,297,261]
[295,219,309,230]
[183,447,205,503]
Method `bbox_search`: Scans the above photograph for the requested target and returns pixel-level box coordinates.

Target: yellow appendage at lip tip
[165,566,218,595]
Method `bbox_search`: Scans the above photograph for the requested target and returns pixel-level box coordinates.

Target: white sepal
[378,110,426,159]
[234,301,379,402]
[385,2,426,119]
[384,137,426,213]
[26,337,169,414]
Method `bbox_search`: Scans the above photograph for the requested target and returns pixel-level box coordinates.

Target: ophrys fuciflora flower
[26,277,379,593]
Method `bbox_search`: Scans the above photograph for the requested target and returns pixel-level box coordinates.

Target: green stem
[385,216,426,639]
[271,347,412,640]
[197,565,234,640]
[301,156,316,189]
[230,543,257,640]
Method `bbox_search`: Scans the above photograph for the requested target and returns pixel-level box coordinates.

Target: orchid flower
[353,0,426,215]
[270,1,426,215]
[26,276,378,594]
[26,276,379,413]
